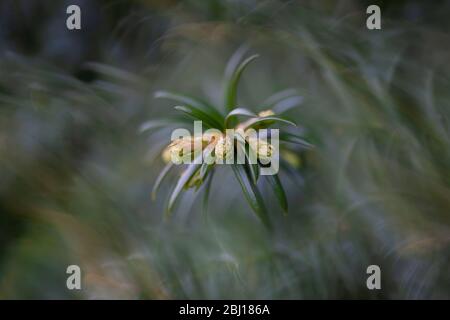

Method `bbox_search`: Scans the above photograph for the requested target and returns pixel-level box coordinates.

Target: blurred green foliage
[0,0,449,299]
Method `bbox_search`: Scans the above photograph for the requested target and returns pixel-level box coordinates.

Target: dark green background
[0,0,449,299]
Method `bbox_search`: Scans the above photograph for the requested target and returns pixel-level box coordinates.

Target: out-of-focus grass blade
[279,132,314,149]
[225,107,257,128]
[202,170,215,222]
[231,164,270,228]
[151,162,174,201]
[280,159,304,188]
[85,62,143,84]
[167,163,201,214]
[261,89,303,114]
[139,117,189,133]
[155,90,204,107]
[174,105,223,129]
[243,116,297,130]
[154,90,224,124]
[224,54,259,112]
[262,88,298,106]
[265,174,288,214]
[272,96,304,114]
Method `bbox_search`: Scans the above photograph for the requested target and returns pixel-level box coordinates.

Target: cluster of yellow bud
[214,136,234,161]
[248,138,274,162]
[162,109,276,165]
[162,133,221,164]
[162,135,206,163]
[257,109,275,117]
